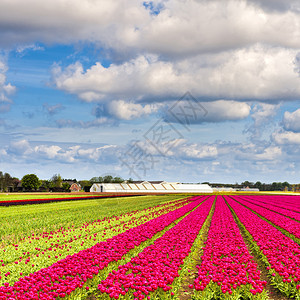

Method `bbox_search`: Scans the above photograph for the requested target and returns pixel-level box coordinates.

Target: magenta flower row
[226,197,300,292]
[246,195,300,213]
[230,196,300,239]
[236,195,300,222]
[193,196,266,296]
[98,196,214,300]
[0,195,144,207]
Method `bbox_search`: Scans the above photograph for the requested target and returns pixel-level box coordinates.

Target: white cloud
[77,145,118,161]
[0,0,139,48]
[0,0,300,56]
[246,102,280,140]
[5,140,120,164]
[283,108,300,132]
[32,145,80,163]
[0,58,15,111]
[53,46,300,105]
[34,145,62,159]
[251,103,280,125]
[107,100,161,120]
[254,146,282,160]
[204,101,251,121]
[136,0,300,56]
[235,143,282,161]
[1,137,298,182]
[178,144,218,160]
[272,130,300,144]
[127,138,218,160]
[16,44,44,56]
[52,56,176,102]
[9,139,33,156]
[166,100,250,124]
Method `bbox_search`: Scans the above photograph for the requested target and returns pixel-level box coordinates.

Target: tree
[103,175,113,183]
[11,177,20,192]
[271,182,283,191]
[21,174,40,191]
[50,174,62,188]
[39,180,51,192]
[254,181,262,190]
[62,182,71,192]
[90,177,98,183]
[282,181,290,189]
[241,181,254,188]
[112,176,123,183]
[90,176,103,183]
[78,180,91,189]
[90,175,124,184]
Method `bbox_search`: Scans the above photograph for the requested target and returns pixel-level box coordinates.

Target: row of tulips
[0,195,142,207]
[10,195,192,246]
[239,195,300,222]
[248,195,300,213]
[97,196,215,300]
[0,196,199,287]
[229,196,300,240]
[0,196,207,299]
[226,196,300,299]
[192,196,267,299]
[1,196,192,262]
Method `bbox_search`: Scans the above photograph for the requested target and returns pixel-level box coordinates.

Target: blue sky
[0,0,300,183]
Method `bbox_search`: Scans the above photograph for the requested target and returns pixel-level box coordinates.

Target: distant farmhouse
[70,183,81,192]
[90,181,213,193]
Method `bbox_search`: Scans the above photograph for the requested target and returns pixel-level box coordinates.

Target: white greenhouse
[90,181,213,193]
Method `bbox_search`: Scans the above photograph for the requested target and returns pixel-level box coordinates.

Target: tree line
[204,181,299,192]
[0,171,129,192]
[0,170,298,192]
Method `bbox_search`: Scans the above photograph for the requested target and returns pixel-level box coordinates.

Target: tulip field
[0,194,299,299]
[0,194,144,207]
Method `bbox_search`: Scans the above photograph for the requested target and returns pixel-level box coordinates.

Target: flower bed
[192,196,267,299]
[230,196,300,240]
[226,196,300,299]
[0,194,143,207]
[0,196,205,299]
[237,195,300,221]
[98,197,214,299]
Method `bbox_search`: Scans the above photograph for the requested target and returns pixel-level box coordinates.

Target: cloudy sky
[0,0,300,183]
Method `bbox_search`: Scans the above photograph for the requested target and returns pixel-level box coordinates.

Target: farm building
[70,183,81,192]
[90,181,213,193]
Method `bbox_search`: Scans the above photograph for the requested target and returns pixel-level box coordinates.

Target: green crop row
[0,195,184,244]
[0,196,193,286]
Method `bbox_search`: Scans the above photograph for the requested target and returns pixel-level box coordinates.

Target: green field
[0,193,98,201]
[0,194,185,244]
